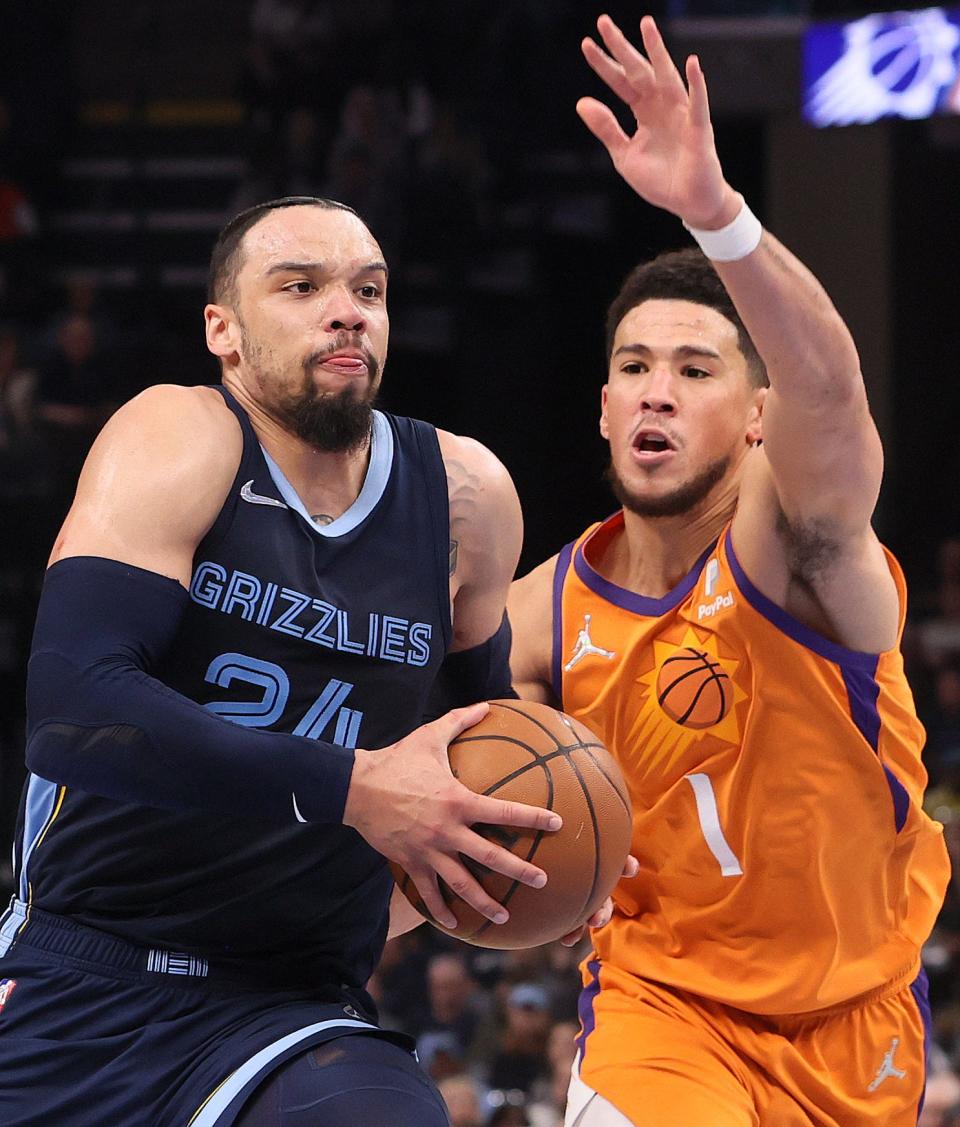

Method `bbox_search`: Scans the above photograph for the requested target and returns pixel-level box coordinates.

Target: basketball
[390,699,633,949]
[656,647,732,729]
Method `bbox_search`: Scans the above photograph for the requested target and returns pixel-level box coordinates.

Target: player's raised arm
[578,13,897,648]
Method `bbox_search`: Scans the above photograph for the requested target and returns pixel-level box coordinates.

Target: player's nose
[321,285,366,334]
[640,366,678,413]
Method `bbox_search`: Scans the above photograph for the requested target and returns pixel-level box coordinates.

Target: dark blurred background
[1,2,959,1122]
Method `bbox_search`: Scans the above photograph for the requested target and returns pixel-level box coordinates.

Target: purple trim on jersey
[839,662,882,752]
[883,765,910,833]
[551,542,575,702]
[574,527,714,617]
[911,967,932,1123]
[724,529,880,671]
[727,530,910,831]
[575,958,602,1063]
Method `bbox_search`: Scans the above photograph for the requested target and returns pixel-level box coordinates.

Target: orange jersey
[554,513,950,1015]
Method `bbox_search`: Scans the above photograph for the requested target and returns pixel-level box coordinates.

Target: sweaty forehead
[240,206,382,277]
[614,299,739,353]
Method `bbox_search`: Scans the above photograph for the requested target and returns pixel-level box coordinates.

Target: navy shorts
[0,899,443,1126]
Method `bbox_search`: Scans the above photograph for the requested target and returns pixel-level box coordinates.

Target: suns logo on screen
[805,7,960,126]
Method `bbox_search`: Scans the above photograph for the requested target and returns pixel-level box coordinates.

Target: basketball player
[509,15,952,1127]
[0,197,566,1126]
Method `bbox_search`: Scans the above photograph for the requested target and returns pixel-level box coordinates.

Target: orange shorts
[575,960,931,1126]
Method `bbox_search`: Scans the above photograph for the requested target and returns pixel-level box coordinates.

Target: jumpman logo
[868,1037,907,1091]
[564,614,616,671]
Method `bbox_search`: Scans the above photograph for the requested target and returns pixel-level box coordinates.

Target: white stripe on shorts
[564,1052,634,1127]
[189,1017,373,1127]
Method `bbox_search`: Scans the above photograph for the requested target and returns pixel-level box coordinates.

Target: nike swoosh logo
[292,793,308,823]
[240,480,288,509]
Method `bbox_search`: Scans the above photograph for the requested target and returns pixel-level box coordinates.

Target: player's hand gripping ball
[391,699,633,948]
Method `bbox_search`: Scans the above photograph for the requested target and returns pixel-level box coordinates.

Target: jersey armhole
[197,385,254,555]
[407,417,454,651]
[550,541,576,704]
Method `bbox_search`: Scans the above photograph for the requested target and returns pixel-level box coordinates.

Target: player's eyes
[620,362,646,374]
[357,284,382,299]
[685,366,711,379]
[283,281,314,294]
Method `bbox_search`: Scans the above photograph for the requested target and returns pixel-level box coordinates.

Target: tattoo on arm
[445,457,482,562]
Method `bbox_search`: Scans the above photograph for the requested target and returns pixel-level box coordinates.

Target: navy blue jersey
[11,388,451,991]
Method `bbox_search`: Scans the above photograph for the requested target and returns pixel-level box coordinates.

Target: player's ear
[745,386,765,446]
[205,303,241,363]
[600,384,610,440]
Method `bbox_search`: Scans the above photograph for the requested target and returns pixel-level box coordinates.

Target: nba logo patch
[0,978,16,1013]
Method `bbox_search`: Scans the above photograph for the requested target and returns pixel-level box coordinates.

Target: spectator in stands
[527,1019,579,1127]
[920,1068,960,1126]
[486,982,552,1096]
[437,1072,486,1127]
[34,313,115,510]
[418,950,492,1054]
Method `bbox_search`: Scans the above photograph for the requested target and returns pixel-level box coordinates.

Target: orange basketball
[390,699,633,949]
[656,647,732,729]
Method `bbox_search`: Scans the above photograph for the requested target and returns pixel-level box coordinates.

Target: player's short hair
[207,196,362,305]
[605,247,768,388]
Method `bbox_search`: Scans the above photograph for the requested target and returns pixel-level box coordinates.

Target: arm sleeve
[422,612,518,722]
[26,556,354,823]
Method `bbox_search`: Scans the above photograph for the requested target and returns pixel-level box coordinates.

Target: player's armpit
[50,383,240,587]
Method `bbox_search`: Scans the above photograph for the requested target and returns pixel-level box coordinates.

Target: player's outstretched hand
[578,14,734,229]
[343,702,563,930]
[558,854,640,947]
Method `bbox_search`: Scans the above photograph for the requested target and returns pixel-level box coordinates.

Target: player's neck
[227,381,373,522]
[609,494,736,599]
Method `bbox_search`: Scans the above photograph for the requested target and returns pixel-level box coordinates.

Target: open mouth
[632,429,675,456]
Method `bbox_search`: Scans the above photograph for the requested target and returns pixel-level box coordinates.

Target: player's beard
[242,325,380,453]
[606,453,730,518]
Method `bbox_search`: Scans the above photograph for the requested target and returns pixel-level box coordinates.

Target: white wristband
[684,202,763,262]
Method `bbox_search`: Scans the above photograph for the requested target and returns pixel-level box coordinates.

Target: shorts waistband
[0,898,338,995]
[1,898,216,981]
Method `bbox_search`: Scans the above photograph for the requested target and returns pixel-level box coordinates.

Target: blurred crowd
[0,2,958,1124]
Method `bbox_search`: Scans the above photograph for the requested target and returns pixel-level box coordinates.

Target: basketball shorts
[0,899,439,1127]
[570,960,932,1126]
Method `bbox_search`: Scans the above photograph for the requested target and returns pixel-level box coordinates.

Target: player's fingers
[581,36,646,106]
[559,924,586,948]
[585,897,614,929]
[431,701,490,746]
[623,854,640,878]
[594,14,656,91]
[458,828,548,889]
[685,54,711,128]
[406,867,458,930]
[576,98,631,160]
[638,15,687,97]
[472,793,562,833]
[434,855,510,926]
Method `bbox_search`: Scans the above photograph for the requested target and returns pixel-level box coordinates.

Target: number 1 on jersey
[685,773,743,877]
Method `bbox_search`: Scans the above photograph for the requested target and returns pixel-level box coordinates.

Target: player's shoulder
[435,428,514,491]
[117,382,236,432]
[100,383,241,463]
